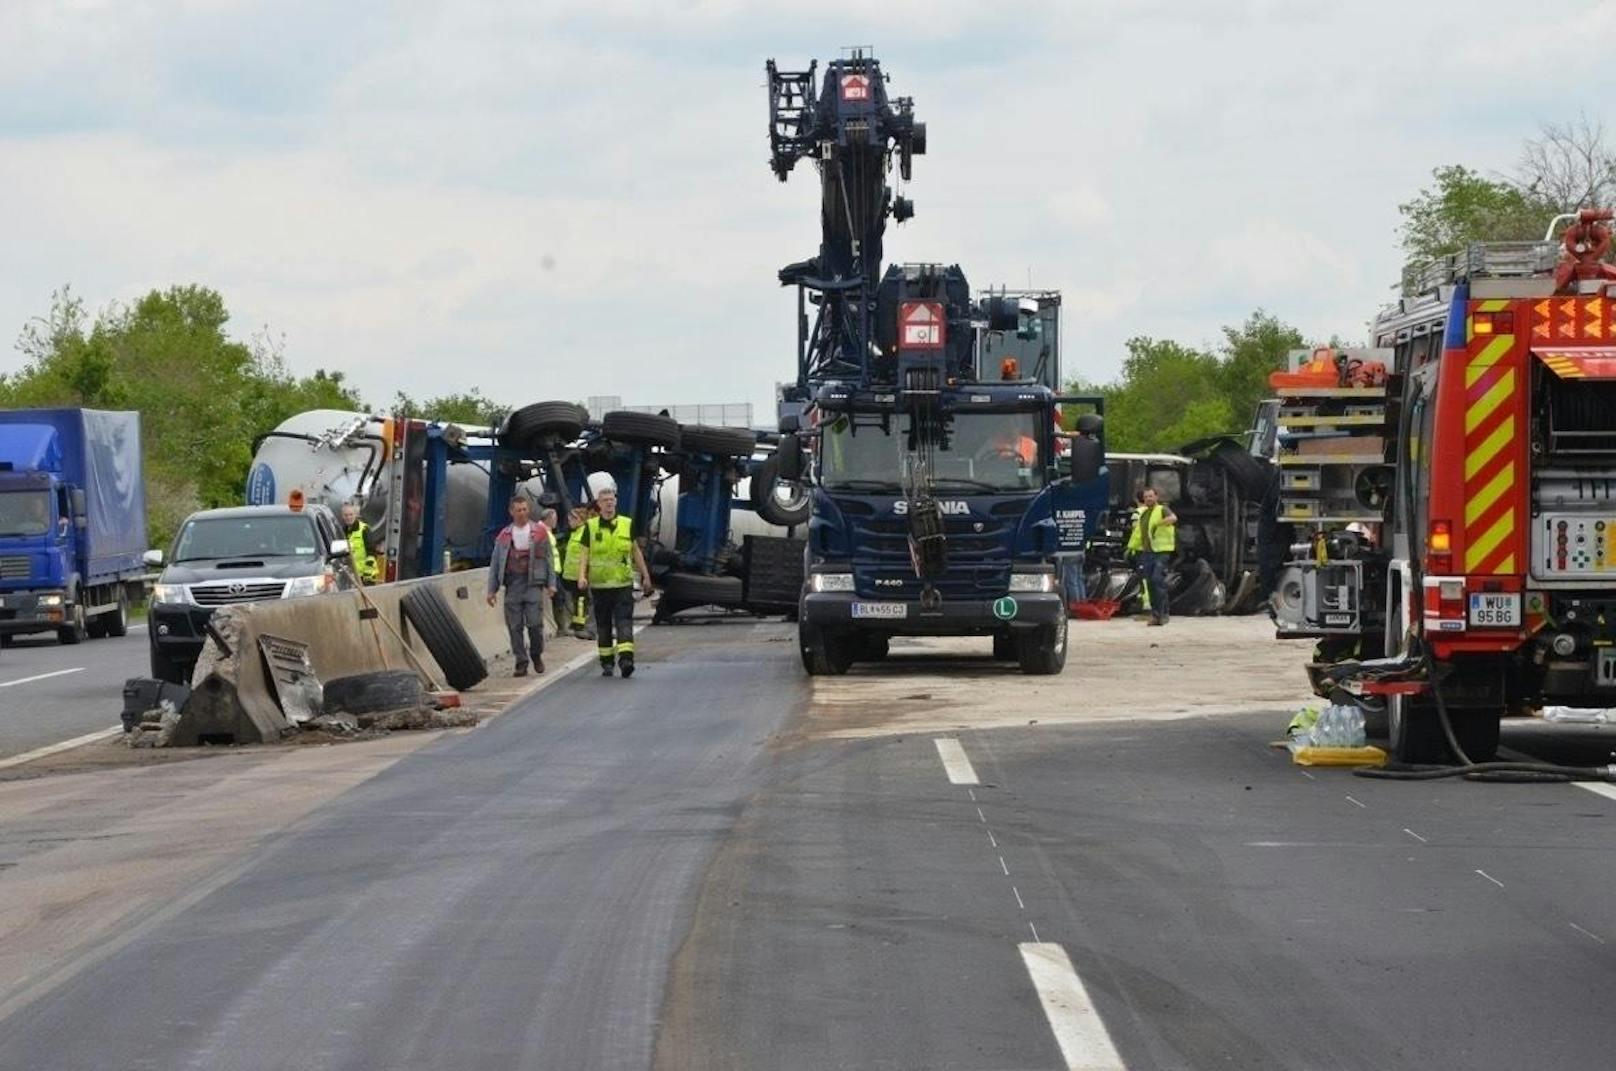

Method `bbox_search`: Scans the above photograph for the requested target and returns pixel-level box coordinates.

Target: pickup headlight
[1008,572,1054,593]
[151,583,190,605]
[285,573,336,598]
[810,572,855,593]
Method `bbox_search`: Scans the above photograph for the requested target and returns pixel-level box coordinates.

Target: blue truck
[765,53,1108,675]
[0,408,149,645]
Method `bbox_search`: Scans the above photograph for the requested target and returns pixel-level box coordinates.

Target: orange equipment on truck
[1273,209,1616,764]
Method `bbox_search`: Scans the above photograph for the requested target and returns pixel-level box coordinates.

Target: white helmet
[586,471,618,502]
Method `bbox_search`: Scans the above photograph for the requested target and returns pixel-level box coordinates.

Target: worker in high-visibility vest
[558,504,595,640]
[574,481,654,678]
[1135,486,1177,626]
[339,501,380,584]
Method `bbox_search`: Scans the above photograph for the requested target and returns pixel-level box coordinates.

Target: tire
[501,400,588,450]
[322,669,425,716]
[661,571,743,608]
[681,424,757,457]
[100,588,129,639]
[1016,617,1068,675]
[1209,440,1275,501]
[87,617,108,640]
[800,622,854,675]
[750,455,812,527]
[1451,708,1501,763]
[400,585,488,691]
[602,410,681,450]
[57,604,86,646]
[1388,695,1447,764]
[857,634,890,661]
[992,632,1016,660]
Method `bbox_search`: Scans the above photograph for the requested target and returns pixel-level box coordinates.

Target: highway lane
[5,619,1616,1068]
[0,625,147,760]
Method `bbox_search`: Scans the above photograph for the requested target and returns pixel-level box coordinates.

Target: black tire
[0,634,12,648]
[57,604,86,645]
[400,585,488,691]
[1451,708,1501,763]
[1016,617,1068,675]
[992,632,1016,660]
[800,622,854,675]
[750,455,812,527]
[1388,695,1447,764]
[100,588,129,638]
[323,669,425,715]
[1209,440,1275,501]
[857,634,890,661]
[662,571,743,608]
[602,410,681,450]
[87,617,108,640]
[501,400,588,450]
[681,424,757,457]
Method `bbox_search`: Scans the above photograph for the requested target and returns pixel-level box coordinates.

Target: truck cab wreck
[766,52,1106,676]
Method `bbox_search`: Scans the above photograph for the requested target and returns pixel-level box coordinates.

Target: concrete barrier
[184,570,517,743]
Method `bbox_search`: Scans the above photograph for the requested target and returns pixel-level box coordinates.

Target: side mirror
[143,548,164,567]
[778,414,802,434]
[1069,436,1104,484]
[329,539,352,558]
[70,488,87,516]
[777,432,804,482]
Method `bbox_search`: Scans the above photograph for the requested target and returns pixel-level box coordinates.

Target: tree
[1089,337,1233,453]
[1397,164,1556,266]
[1518,114,1616,211]
[391,388,509,427]
[1219,311,1303,430]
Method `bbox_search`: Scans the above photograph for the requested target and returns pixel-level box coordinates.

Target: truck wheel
[500,401,588,451]
[681,424,757,458]
[750,455,812,528]
[99,589,129,639]
[602,410,681,450]
[400,585,489,691]
[323,669,425,715]
[1016,617,1068,675]
[800,623,853,675]
[1387,695,1447,764]
[662,571,744,608]
[57,605,86,646]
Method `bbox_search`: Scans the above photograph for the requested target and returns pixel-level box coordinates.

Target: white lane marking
[1344,795,1367,809]
[976,806,987,823]
[1019,943,1127,1071]
[967,788,977,802]
[1298,770,1316,780]
[1570,922,1606,945]
[1029,921,1041,942]
[1403,828,1428,844]
[986,829,998,848]
[999,855,1010,877]
[1476,869,1505,889]
[934,737,980,785]
[0,726,121,771]
[1574,781,1616,804]
[0,668,84,688]
[1013,885,1026,910]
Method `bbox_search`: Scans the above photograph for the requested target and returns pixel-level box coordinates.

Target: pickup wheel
[800,623,854,675]
[1016,617,1068,675]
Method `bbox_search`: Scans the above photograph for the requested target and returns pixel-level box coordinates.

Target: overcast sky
[3,0,1612,421]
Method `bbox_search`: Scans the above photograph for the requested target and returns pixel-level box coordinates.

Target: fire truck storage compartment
[1531,369,1616,579]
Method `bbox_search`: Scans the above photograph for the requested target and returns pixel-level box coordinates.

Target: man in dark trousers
[574,480,653,678]
[485,495,556,676]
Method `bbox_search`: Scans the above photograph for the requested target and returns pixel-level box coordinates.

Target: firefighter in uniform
[559,504,596,640]
[575,482,653,678]
[339,501,380,584]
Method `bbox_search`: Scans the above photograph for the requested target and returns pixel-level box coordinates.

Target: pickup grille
[0,556,30,580]
[189,580,287,607]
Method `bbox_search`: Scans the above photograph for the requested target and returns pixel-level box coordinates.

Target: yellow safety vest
[1139,504,1176,553]
[347,521,379,583]
[586,515,636,588]
[562,527,586,582]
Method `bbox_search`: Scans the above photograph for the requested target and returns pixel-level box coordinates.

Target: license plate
[851,601,907,620]
[1468,592,1521,627]
[1598,649,1616,688]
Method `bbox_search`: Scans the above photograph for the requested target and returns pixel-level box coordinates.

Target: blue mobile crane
[766,51,1107,674]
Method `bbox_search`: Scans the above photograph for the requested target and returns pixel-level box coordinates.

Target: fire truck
[1275,210,1616,763]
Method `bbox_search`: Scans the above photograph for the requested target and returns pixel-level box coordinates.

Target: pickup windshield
[819,411,1046,493]
[0,491,54,536]
[174,516,322,562]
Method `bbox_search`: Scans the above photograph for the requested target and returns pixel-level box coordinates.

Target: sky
[2,0,1613,421]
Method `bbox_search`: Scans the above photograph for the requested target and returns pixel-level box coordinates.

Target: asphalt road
[0,624,148,760]
[3,621,1616,1069]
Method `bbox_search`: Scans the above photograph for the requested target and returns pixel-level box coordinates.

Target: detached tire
[681,424,757,457]
[401,585,488,691]
[323,669,425,715]
[501,400,588,450]
[603,410,681,450]
[662,571,743,608]
[750,455,812,527]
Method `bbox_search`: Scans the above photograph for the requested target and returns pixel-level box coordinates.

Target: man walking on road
[486,495,556,676]
[1136,486,1177,627]
[575,479,653,679]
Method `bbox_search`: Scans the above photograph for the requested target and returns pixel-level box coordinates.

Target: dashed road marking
[998,855,1010,877]
[986,829,997,848]
[1475,869,1504,889]
[1403,828,1427,844]
[1344,795,1367,809]
[1019,942,1127,1071]
[1570,922,1605,944]
[0,668,84,688]
[1013,885,1026,910]
[934,738,980,785]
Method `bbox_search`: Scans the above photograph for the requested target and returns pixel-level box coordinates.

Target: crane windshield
[819,411,1046,494]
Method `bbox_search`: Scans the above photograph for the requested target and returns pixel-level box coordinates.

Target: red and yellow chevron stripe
[1461,314,1520,575]
[1531,295,1610,341]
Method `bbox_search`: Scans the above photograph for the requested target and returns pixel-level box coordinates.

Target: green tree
[1398,164,1558,268]
[1218,310,1304,429]
[1092,337,1233,453]
[391,388,509,427]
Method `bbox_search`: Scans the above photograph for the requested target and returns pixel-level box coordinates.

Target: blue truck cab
[0,408,149,645]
